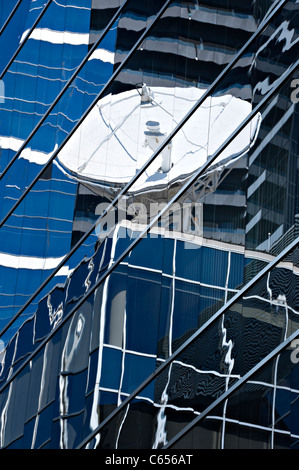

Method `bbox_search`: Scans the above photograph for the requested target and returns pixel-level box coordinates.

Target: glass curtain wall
[0,0,298,449]
[77,244,299,449]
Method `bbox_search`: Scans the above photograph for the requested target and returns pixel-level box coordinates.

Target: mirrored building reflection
[0,0,298,449]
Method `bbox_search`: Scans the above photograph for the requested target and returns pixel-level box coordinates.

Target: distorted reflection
[0,0,298,450]
[58,85,261,195]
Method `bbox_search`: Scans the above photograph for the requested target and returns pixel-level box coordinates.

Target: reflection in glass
[0,0,298,450]
[80,246,299,449]
[171,338,299,449]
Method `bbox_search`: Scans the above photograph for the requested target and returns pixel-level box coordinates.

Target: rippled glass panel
[170,336,299,449]
[0,5,297,360]
[76,245,298,449]
[0,0,298,450]
[0,0,175,334]
[1,0,296,342]
[0,0,43,73]
[0,220,297,447]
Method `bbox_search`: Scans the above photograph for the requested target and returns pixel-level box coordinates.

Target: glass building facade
[0,0,298,450]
